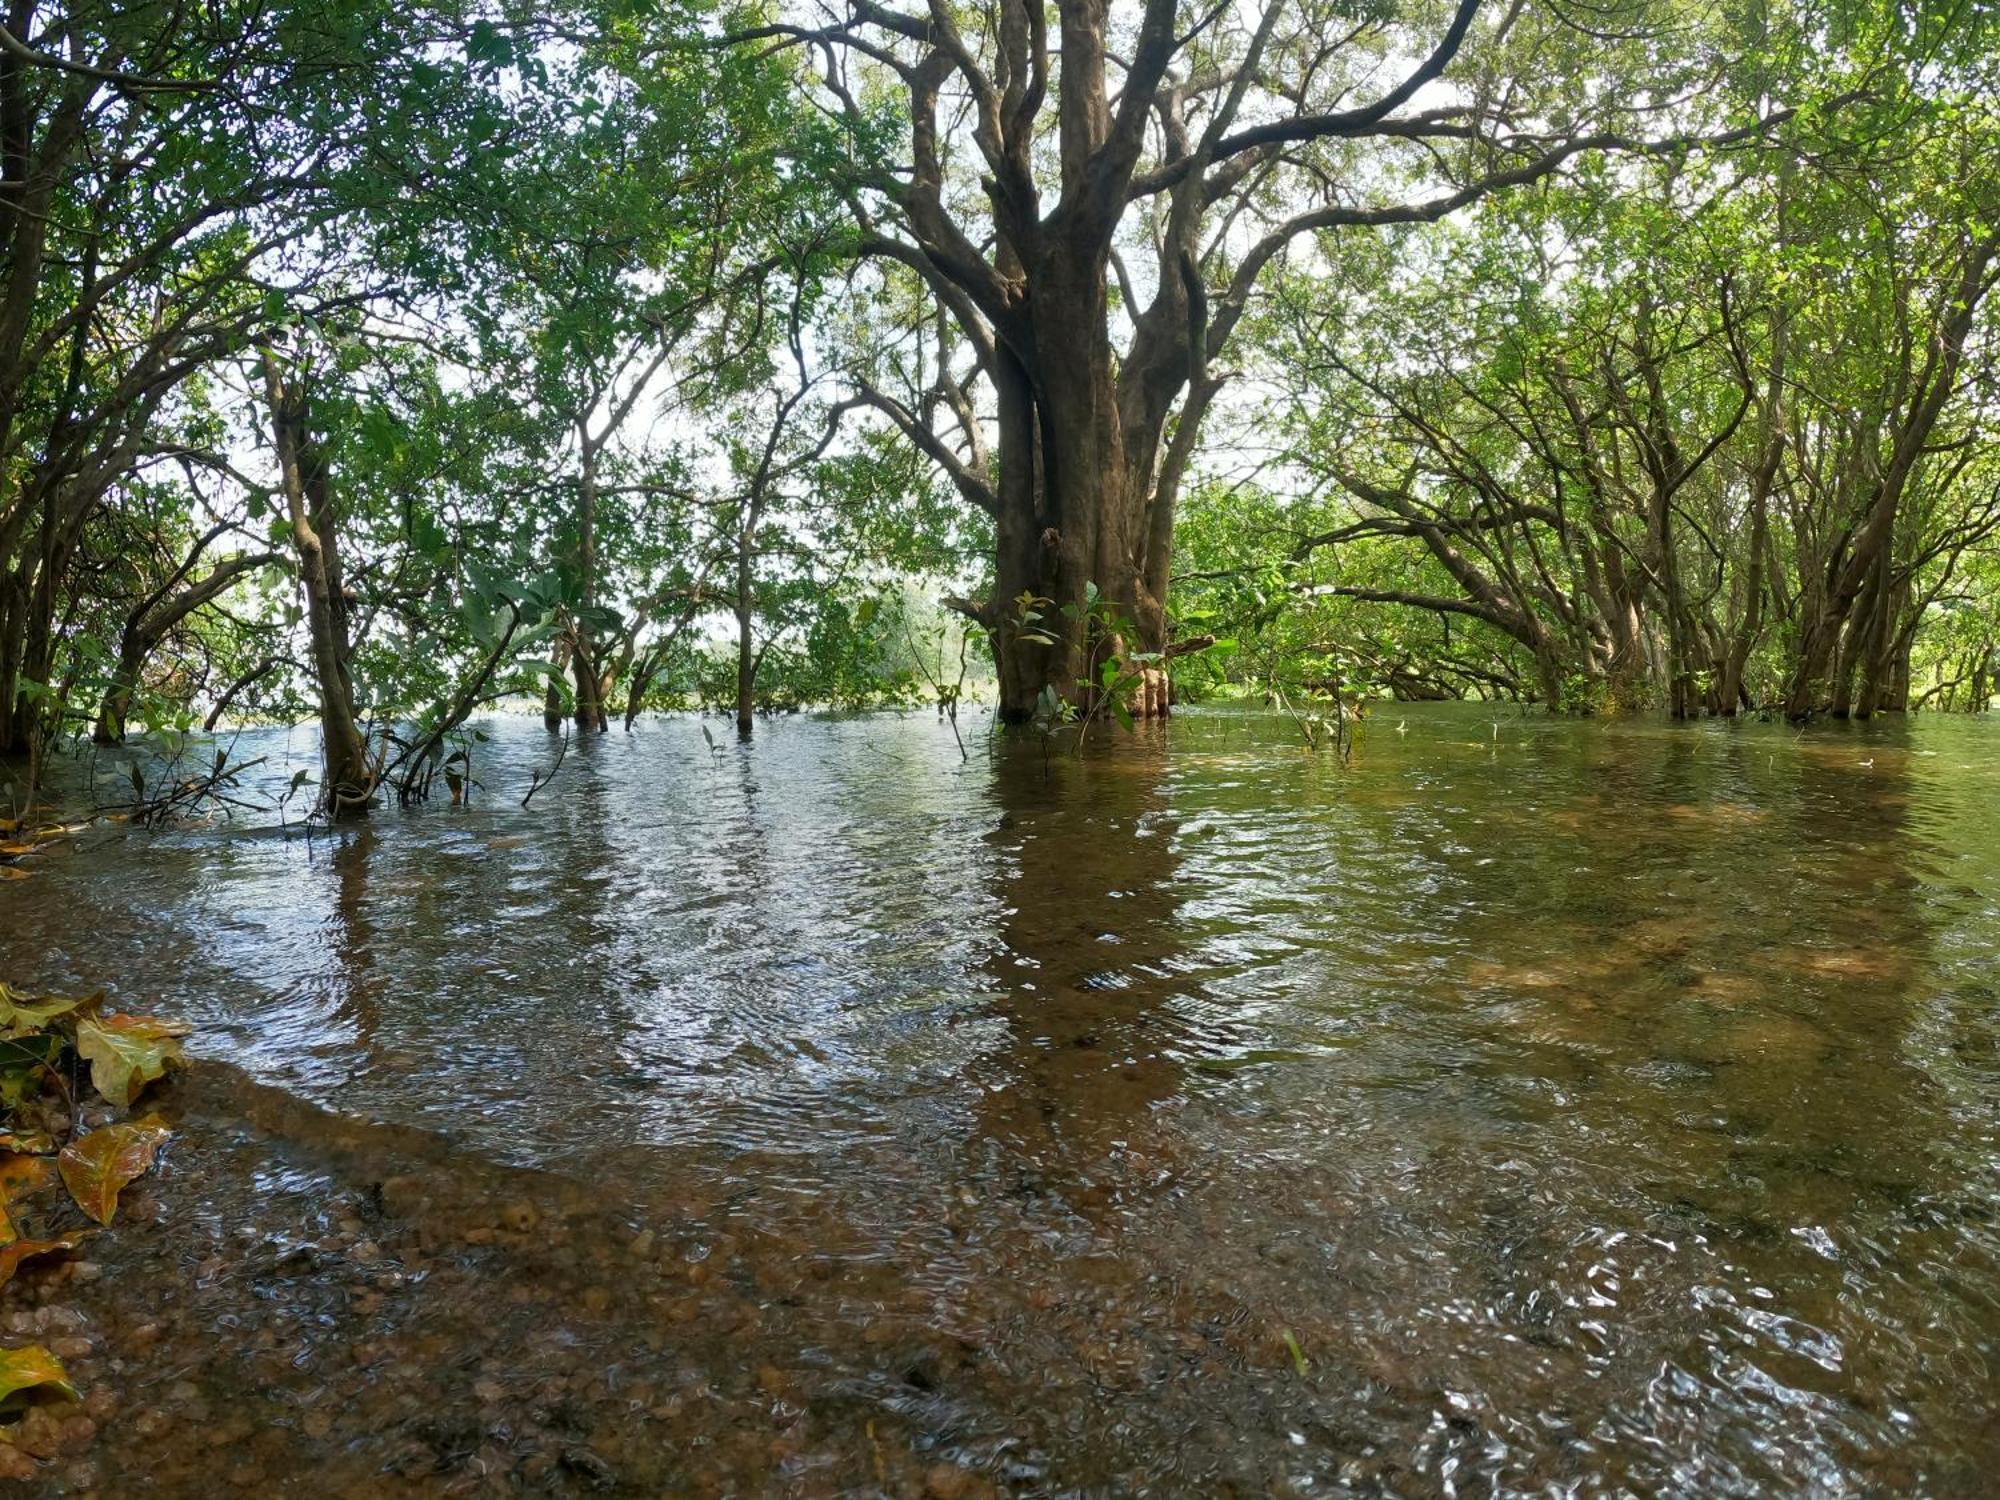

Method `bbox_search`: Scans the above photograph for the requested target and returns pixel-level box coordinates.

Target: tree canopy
[0,0,1994,814]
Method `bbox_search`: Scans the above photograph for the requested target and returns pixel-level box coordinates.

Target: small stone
[499,1201,539,1233]
[628,1230,655,1261]
[16,1407,65,1458]
[130,1408,170,1439]
[69,1262,102,1283]
[302,1410,333,1440]
[925,1464,976,1499]
[49,1336,93,1361]
[0,1445,37,1481]
[378,1176,428,1218]
[349,1240,383,1265]
[58,1414,96,1453]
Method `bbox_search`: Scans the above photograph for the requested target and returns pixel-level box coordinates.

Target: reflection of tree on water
[321,824,384,1057]
[966,726,1199,1201]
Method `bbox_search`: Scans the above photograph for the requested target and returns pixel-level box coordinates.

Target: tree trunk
[263,349,372,814]
[569,463,607,733]
[734,531,755,738]
[92,642,144,745]
[984,254,1180,723]
[93,545,279,744]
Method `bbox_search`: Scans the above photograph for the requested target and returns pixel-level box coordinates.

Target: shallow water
[4,704,2000,1495]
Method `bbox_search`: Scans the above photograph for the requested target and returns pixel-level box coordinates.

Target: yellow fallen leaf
[0,866,27,880]
[0,1234,86,1291]
[0,1344,77,1411]
[58,1121,169,1225]
[0,842,35,857]
[74,1013,189,1105]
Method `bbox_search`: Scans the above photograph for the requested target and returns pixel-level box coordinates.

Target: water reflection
[1,706,1998,1495]
[323,827,384,1058]
[971,727,1198,1174]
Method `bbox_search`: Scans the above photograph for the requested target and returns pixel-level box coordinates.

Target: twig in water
[522,729,570,807]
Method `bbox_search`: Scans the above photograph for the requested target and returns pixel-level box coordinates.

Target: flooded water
[3,704,1999,1496]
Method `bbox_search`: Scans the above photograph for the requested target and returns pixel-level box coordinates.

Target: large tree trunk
[263,349,372,815]
[984,246,1184,723]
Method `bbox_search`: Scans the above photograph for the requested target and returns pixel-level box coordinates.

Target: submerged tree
[719,0,1831,721]
[1202,4,2000,717]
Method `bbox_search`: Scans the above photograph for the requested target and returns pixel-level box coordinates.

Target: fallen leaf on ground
[0,866,27,881]
[0,1032,61,1111]
[59,1121,169,1225]
[0,1234,87,1291]
[0,1159,51,1250]
[0,1158,51,1199]
[0,984,96,1037]
[74,1013,189,1105]
[0,1345,77,1411]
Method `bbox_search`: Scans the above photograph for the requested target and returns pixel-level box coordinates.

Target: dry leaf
[74,1013,189,1106]
[58,1121,170,1225]
[0,1234,86,1291]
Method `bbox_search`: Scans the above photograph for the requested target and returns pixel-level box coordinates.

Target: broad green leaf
[59,1122,170,1226]
[75,1014,191,1106]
